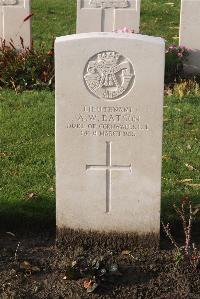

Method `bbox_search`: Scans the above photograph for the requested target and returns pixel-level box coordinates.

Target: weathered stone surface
[76,0,140,33]
[55,32,165,234]
[0,0,31,48]
[0,0,17,5]
[179,0,200,73]
[89,0,129,8]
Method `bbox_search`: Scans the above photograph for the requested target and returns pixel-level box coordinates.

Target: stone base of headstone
[56,228,160,249]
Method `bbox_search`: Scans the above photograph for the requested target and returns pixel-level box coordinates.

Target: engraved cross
[86,141,132,213]
[89,0,129,31]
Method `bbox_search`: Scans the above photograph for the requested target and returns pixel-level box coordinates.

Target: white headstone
[179,0,200,73]
[55,32,165,235]
[0,0,31,48]
[76,0,140,33]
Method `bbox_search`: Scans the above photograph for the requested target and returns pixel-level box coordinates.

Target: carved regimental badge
[84,51,135,100]
[0,0,17,5]
[89,0,129,8]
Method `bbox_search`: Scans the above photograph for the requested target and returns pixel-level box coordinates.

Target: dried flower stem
[161,222,179,251]
[185,203,193,255]
[14,241,21,261]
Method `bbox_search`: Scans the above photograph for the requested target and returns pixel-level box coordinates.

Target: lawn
[0,0,199,230]
[0,91,55,230]
[31,0,181,47]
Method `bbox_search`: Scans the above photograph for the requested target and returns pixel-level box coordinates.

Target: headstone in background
[76,0,140,33]
[0,0,17,4]
[179,0,200,73]
[0,0,31,48]
[55,32,165,235]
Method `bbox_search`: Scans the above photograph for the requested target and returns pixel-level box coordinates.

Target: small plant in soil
[65,252,121,293]
[162,195,200,271]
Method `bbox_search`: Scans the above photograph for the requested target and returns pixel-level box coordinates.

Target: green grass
[0,0,199,229]
[0,90,55,229]
[140,0,181,44]
[162,95,200,222]
[1,90,199,228]
[31,0,181,48]
[32,0,76,47]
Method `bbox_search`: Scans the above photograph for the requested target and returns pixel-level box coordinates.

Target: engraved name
[89,0,129,8]
[66,105,149,138]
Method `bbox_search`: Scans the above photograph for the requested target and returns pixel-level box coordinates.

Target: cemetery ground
[0,0,200,298]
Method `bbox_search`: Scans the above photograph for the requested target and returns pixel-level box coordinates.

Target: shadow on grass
[161,193,200,247]
[0,195,55,233]
[0,193,199,246]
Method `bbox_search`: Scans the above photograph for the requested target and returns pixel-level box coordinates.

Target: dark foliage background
[0,40,194,91]
[0,39,54,91]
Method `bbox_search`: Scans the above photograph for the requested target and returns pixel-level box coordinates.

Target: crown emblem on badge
[97,51,120,64]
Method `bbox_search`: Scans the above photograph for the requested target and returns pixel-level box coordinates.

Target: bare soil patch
[0,229,199,299]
